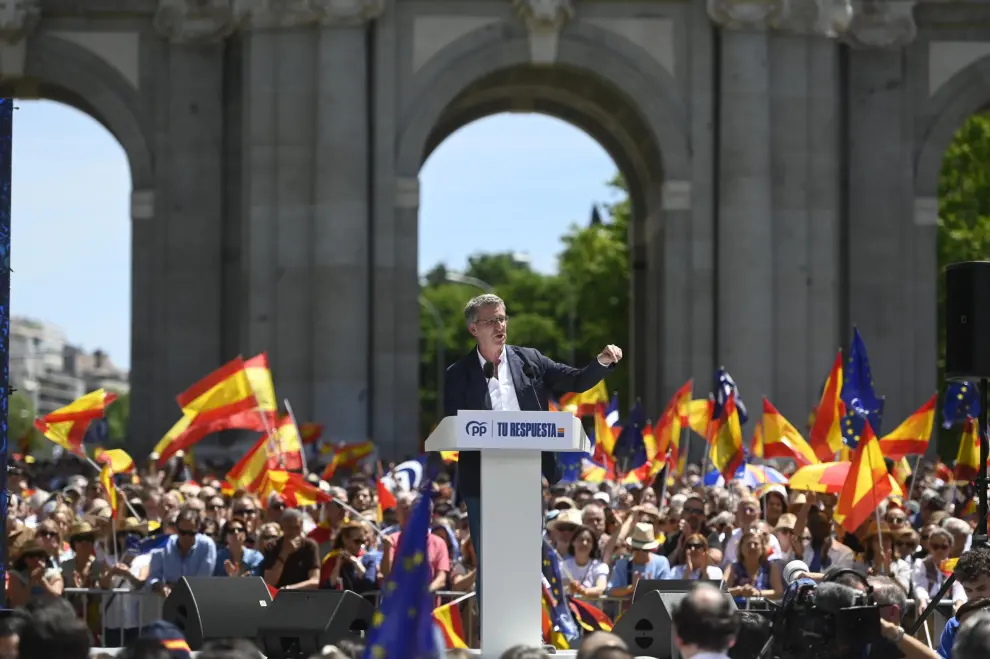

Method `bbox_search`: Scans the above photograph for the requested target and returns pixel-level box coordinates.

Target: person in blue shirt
[214,518,264,577]
[148,506,217,597]
[936,546,990,658]
[607,522,671,597]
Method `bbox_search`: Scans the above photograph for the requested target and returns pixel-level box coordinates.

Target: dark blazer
[443,344,612,499]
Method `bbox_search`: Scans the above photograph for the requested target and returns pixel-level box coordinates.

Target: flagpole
[249,386,283,469]
[864,435,887,576]
[0,97,12,609]
[283,399,309,475]
[85,457,141,520]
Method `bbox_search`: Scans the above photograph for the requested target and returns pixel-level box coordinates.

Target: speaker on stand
[909,261,990,638]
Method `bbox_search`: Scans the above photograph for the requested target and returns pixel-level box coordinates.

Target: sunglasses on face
[208,504,224,510]
[71,535,95,544]
[227,526,246,534]
[684,508,705,515]
[888,517,906,524]
[556,525,577,533]
[233,509,257,516]
[895,541,915,548]
[177,529,197,537]
[777,528,794,535]
[37,530,58,539]
[270,503,286,511]
[686,543,705,551]
[260,534,278,541]
[24,553,46,561]
[930,544,951,551]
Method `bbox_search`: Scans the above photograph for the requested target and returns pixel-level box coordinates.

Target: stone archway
[391,21,693,428]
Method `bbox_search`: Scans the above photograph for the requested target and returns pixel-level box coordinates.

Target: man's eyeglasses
[686,543,705,551]
[177,529,197,537]
[233,509,258,517]
[476,316,508,327]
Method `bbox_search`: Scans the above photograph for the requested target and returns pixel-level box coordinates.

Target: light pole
[445,271,494,293]
[418,292,445,423]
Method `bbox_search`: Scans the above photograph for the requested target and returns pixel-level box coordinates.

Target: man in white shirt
[671,581,740,659]
[443,294,622,601]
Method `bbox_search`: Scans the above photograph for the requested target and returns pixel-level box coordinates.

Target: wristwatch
[886,626,905,644]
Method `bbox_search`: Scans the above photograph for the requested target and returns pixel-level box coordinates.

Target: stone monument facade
[6,0,987,457]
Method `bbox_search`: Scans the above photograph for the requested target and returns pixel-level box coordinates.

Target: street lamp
[445,271,494,293]
[418,284,445,424]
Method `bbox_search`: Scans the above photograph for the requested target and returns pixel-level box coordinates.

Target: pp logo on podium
[465,420,489,437]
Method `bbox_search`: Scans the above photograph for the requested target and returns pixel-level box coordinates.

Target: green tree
[106,391,130,444]
[8,391,35,447]
[936,113,990,460]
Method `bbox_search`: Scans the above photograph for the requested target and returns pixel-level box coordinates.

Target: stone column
[767,0,849,420]
[708,0,779,415]
[151,1,233,452]
[312,0,382,440]
[843,0,918,424]
[659,181,692,409]
[129,190,157,451]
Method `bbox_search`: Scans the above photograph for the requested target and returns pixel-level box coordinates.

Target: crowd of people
[5,447,990,659]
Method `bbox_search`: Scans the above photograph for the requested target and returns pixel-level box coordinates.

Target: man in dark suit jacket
[442,293,622,594]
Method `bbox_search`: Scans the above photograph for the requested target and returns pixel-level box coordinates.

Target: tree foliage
[936,113,990,459]
[418,176,630,437]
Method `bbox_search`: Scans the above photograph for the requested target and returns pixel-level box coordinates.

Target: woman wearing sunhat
[606,522,672,598]
[8,536,64,607]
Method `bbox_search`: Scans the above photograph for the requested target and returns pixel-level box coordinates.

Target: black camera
[762,578,882,659]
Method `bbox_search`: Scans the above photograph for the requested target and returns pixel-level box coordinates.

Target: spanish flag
[836,423,892,533]
[878,394,936,458]
[893,457,913,491]
[750,421,764,459]
[709,393,744,481]
[227,417,305,492]
[809,351,845,462]
[95,448,135,474]
[155,357,258,462]
[655,380,693,464]
[299,423,324,446]
[433,602,468,649]
[376,478,397,521]
[559,381,609,417]
[592,403,618,458]
[320,441,376,481]
[258,470,333,508]
[99,462,118,519]
[34,389,118,456]
[954,418,980,483]
[208,353,278,433]
[687,399,714,438]
[761,398,819,467]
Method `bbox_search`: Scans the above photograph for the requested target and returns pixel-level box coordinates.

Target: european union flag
[613,401,647,469]
[541,537,580,645]
[712,369,747,425]
[558,453,584,483]
[943,381,981,429]
[125,533,169,555]
[840,328,885,448]
[363,490,440,659]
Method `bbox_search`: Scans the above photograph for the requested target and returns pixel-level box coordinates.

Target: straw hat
[626,522,660,551]
[547,508,582,530]
[775,513,797,531]
[119,517,149,536]
[68,521,96,539]
[12,538,48,562]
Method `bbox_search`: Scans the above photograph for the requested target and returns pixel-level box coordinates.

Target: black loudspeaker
[612,584,737,659]
[946,261,990,380]
[162,577,274,650]
[256,590,373,659]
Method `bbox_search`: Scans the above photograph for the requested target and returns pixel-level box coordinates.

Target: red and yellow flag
[227,417,305,492]
[258,470,333,508]
[836,423,893,533]
[750,421,764,459]
[709,394,744,481]
[99,462,118,519]
[687,399,714,438]
[809,351,845,462]
[655,380,693,464]
[155,357,259,463]
[208,353,278,433]
[376,479,397,521]
[878,394,936,458]
[433,602,468,649]
[559,381,609,417]
[592,403,618,458]
[893,457,913,491]
[34,389,118,457]
[95,448,135,474]
[299,423,324,446]
[954,418,980,483]
[762,398,819,467]
[320,441,376,481]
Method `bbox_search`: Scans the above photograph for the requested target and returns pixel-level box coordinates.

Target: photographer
[867,575,939,659]
[937,546,990,658]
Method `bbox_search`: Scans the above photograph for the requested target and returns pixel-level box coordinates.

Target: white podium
[426,410,591,658]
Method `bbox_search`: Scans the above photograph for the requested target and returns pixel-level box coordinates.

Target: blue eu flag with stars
[840,328,884,448]
[943,381,981,429]
[541,537,580,645]
[713,368,747,425]
[613,401,647,469]
[362,489,441,659]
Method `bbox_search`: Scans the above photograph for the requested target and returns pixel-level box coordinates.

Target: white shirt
[478,347,521,412]
[721,527,783,567]
[799,538,855,570]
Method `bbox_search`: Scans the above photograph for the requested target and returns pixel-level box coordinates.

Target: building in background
[11,317,129,416]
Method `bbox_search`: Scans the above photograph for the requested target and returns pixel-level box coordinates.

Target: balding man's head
[672,582,739,654]
[577,632,627,659]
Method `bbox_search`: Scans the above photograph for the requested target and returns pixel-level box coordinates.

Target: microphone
[483,361,495,380]
[483,361,495,410]
[521,362,544,411]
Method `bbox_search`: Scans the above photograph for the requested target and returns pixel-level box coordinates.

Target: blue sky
[13,101,619,369]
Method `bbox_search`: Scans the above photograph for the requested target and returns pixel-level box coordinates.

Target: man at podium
[443,293,623,583]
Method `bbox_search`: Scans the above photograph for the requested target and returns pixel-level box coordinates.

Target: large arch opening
[1,35,153,455]
[405,59,670,438]
[915,55,990,458]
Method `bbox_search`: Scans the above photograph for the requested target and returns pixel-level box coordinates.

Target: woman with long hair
[724,528,779,598]
[562,526,609,598]
[670,533,723,581]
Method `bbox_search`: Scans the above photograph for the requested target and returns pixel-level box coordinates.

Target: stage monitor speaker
[162,577,274,650]
[256,590,373,659]
[946,261,990,380]
[613,584,737,659]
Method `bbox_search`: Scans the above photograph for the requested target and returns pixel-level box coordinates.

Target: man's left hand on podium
[597,344,623,366]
